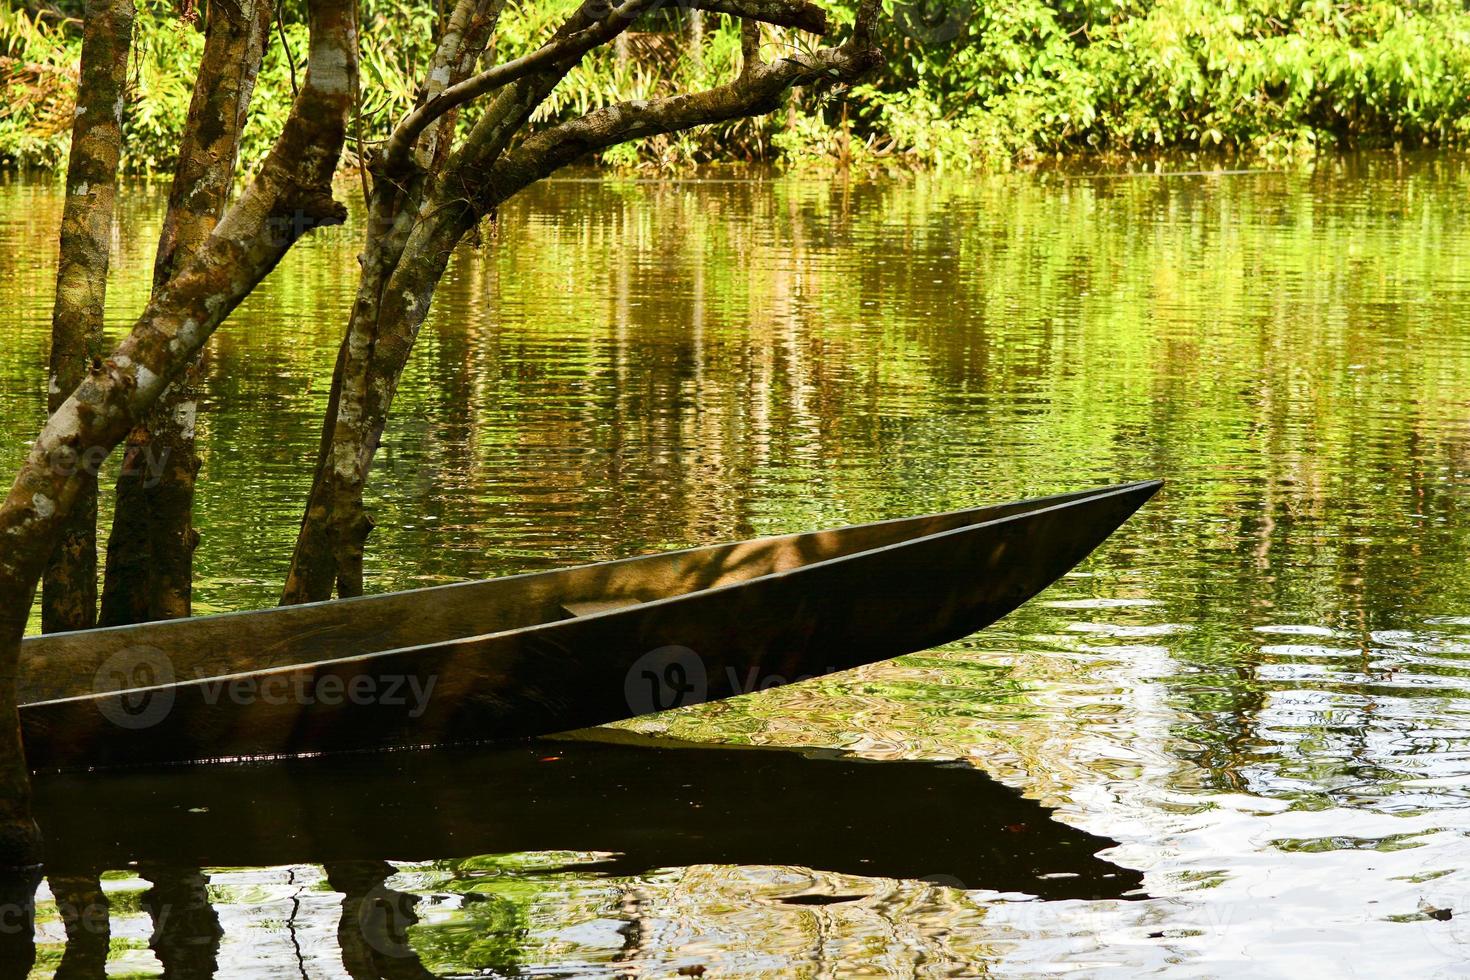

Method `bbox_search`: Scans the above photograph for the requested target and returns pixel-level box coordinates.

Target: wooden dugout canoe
[18,480,1161,771]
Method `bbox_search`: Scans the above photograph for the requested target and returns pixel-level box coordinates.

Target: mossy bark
[41,0,136,636]
[100,0,273,627]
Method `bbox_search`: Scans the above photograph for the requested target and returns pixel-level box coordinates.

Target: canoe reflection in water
[6,734,1145,976]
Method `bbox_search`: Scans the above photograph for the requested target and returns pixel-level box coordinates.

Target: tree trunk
[282,0,666,606]
[5,0,137,866]
[281,0,878,605]
[281,0,514,606]
[0,0,356,867]
[41,0,136,636]
[688,9,704,66]
[100,0,272,627]
[279,212,466,605]
[325,860,436,979]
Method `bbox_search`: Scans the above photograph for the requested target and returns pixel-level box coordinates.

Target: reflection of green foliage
[30,938,154,977]
[1271,832,1432,853]
[391,855,631,976]
[408,899,528,976]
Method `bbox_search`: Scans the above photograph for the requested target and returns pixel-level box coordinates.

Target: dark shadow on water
[0,867,39,980]
[24,732,1145,973]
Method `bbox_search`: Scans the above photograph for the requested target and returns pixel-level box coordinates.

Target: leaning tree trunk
[280,0,509,605]
[100,0,273,627]
[41,0,136,635]
[0,0,356,867]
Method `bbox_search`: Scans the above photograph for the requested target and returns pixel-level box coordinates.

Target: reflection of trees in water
[21,734,1144,974]
[11,861,1086,975]
[0,869,39,980]
[325,861,435,980]
[47,869,107,980]
[476,170,1470,811]
[138,864,223,979]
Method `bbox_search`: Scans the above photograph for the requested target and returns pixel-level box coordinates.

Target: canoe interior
[20,484,1139,705]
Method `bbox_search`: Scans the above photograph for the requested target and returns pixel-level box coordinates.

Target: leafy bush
[820,0,1470,169]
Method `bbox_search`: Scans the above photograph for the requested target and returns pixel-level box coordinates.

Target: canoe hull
[22,481,1160,770]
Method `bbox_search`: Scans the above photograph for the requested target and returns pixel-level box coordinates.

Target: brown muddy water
[3,155,1470,976]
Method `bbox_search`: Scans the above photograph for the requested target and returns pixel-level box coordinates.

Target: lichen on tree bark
[100,0,274,627]
[41,0,136,636]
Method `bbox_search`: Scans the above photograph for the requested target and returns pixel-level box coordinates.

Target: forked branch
[379,0,830,175]
[485,8,879,202]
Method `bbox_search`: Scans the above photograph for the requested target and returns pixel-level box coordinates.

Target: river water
[3,156,1470,976]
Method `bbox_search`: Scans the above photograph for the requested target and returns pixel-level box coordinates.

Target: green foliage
[3,0,1470,173]
[827,0,1470,169]
[0,0,80,167]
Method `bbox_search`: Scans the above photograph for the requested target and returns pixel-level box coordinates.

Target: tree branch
[379,0,829,176]
[411,0,507,168]
[379,0,643,175]
[694,0,825,33]
[485,33,880,202]
[740,18,761,76]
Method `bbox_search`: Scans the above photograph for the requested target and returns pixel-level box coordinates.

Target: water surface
[3,156,1470,975]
